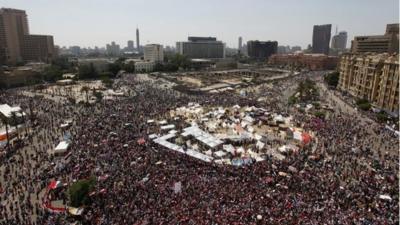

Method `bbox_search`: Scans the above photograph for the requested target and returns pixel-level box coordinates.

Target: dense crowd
[0,73,398,224]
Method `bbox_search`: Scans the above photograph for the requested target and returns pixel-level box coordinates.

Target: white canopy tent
[53,141,70,155]
[0,104,25,118]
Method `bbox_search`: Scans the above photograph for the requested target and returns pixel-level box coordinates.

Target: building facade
[127,40,134,51]
[0,8,54,65]
[135,61,155,72]
[106,41,120,56]
[176,36,225,59]
[144,44,164,62]
[312,24,332,55]
[338,53,399,115]
[331,31,347,50]
[351,24,399,54]
[21,35,55,63]
[268,53,338,70]
[247,40,278,60]
[78,58,113,73]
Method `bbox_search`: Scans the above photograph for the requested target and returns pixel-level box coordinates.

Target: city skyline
[1,0,399,49]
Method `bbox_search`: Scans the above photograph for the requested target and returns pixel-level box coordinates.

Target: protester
[0,73,398,225]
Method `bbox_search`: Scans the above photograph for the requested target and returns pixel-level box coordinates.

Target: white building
[144,44,164,62]
[135,61,155,72]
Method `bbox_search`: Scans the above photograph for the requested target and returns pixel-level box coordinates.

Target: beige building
[351,24,399,54]
[338,53,399,115]
[0,8,55,65]
[0,66,41,88]
[135,61,155,72]
[144,44,163,62]
[268,53,338,70]
[0,8,29,64]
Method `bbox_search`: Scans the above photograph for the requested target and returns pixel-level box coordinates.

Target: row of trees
[78,57,135,80]
[1,53,194,89]
[154,54,192,72]
[324,71,339,87]
[288,78,319,105]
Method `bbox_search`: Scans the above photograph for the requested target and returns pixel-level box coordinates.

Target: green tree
[376,111,388,122]
[324,72,340,87]
[101,76,113,89]
[93,91,103,102]
[170,53,191,69]
[153,63,165,72]
[288,95,297,105]
[356,98,371,111]
[68,177,96,207]
[108,63,121,77]
[78,63,98,79]
[52,56,74,71]
[314,111,326,119]
[42,65,63,82]
[123,62,135,73]
[358,103,371,111]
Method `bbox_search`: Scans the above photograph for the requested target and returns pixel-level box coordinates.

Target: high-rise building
[127,40,134,51]
[338,53,399,115]
[21,35,55,62]
[144,44,164,62]
[69,46,81,56]
[0,8,29,65]
[331,31,347,50]
[176,36,225,59]
[0,8,54,65]
[351,24,399,54]
[312,24,332,55]
[136,27,140,51]
[106,41,120,56]
[247,40,278,59]
[238,37,243,53]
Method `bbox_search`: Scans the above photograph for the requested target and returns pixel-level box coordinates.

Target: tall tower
[136,27,140,51]
[238,36,242,53]
[312,24,331,55]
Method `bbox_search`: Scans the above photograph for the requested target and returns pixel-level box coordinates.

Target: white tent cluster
[0,104,25,118]
[150,103,313,166]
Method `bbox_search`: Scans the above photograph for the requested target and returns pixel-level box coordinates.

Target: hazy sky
[2,0,399,49]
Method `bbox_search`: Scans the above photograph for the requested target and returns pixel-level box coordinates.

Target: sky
[2,0,399,49]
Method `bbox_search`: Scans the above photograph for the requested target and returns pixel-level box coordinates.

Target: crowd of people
[0,72,398,224]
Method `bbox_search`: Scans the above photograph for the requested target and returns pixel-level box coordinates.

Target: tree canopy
[68,177,96,208]
[324,72,340,87]
[79,63,99,79]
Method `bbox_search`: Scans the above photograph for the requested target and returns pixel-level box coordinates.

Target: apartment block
[338,53,399,114]
[144,44,164,62]
[21,35,55,63]
[247,40,278,60]
[351,24,399,54]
